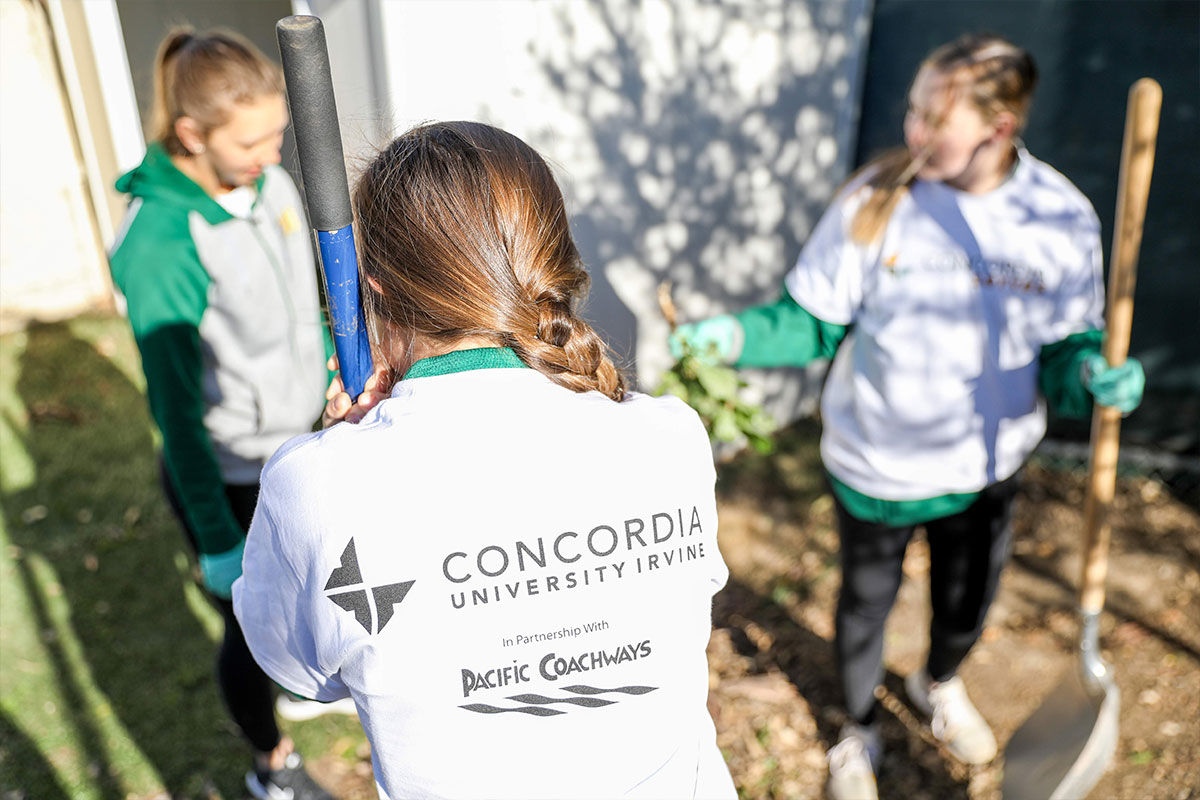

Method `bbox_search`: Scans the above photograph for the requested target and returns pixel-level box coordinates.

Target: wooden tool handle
[1079,78,1162,614]
[657,282,679,331]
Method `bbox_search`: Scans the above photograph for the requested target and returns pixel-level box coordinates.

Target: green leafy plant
[653,283,775,454]
[655,340,776,454]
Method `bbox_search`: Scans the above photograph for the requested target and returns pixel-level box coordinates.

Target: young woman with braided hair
[670,34,1145,799]
[234,121,735,799]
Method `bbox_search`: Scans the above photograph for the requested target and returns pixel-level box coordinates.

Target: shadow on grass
[3,545,125,799]
[3,321,247,798]
[0,711,70,799]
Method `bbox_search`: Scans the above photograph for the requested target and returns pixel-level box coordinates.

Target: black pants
[160,462,280,754]
[834,472,1019,726]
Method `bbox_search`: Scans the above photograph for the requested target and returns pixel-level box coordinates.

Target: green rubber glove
[1082,353,1145,413]
[669,314,742,364]
[198,539,246,600]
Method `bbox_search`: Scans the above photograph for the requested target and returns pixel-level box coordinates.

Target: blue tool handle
[318,226,371,399]
[277,15,374,400]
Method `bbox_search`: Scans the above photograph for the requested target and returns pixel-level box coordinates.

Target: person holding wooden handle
[671,34,1145,800]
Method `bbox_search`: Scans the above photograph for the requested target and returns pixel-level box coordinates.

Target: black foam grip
[276,16,352,231]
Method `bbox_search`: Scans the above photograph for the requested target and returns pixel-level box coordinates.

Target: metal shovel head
[1002,661,1119,800]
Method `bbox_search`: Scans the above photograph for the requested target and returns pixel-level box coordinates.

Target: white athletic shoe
[905,668,997,765]
[275,693,358,722]
[825,722,881,800]
[246,751,334,800]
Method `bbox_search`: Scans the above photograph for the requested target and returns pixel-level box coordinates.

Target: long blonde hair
[151,28,283,155]
[353,122,627,402]
[850,34,1038,244]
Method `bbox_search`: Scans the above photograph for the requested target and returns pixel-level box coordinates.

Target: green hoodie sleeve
[322,317,335,364]
[321,313,336,384]
[1039,328,1104,420]
[109,210,244,556]
[733,289,848,368]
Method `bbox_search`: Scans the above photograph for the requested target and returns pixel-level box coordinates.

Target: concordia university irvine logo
[325,538,415,634]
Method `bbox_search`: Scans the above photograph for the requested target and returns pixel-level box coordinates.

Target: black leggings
[160,462,280,754]
[834,473,1018,726]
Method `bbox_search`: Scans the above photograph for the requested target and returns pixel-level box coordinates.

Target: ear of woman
[991,111,1018,141]
[175,116,205,154]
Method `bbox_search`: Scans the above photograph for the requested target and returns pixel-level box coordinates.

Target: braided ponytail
[354,122,627,401]
[507,286,625,401]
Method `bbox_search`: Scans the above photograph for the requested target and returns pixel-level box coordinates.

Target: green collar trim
[115,142,267,226]
[402,347,528,380]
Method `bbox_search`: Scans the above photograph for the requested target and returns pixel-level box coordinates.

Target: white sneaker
[245,751,334,800]
[905,668,997,765]
[826,722,881,800]
[275,693,358,721]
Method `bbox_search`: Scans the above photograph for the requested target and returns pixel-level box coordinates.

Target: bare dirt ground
[707,421,1200,800]
[312,421,1199,800]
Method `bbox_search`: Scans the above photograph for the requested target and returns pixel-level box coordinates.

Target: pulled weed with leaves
[654,283,776,454]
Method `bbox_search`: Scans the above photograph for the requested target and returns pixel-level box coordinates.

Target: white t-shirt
[233,360,734,800]
[785,150,1104,500]
[213,184,256,218]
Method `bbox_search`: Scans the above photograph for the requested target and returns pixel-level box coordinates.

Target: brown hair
[151,28,283,155]
[353,121,627,402]
[849,34,1038,244]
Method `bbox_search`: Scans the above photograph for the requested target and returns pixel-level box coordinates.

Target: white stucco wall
[0,1,114,330]
[1,0,872,423]
[371,0,871,424]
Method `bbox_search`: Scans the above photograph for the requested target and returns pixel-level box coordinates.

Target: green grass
[0,315,366,799]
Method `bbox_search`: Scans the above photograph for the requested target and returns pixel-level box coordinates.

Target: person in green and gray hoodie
[671,34,1145,800]
[108,28,337,800]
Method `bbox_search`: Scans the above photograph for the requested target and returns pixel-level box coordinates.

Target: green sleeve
[321,312,336,383]
[733,290,848,368]
[1039,328,1103,420]
[109,213,244,555]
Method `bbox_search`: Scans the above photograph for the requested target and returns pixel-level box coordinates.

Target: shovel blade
[1002,663,1119,800]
